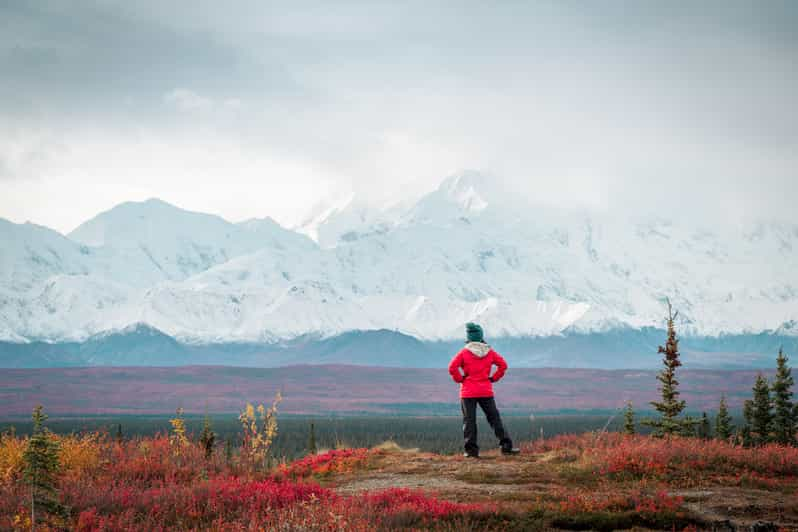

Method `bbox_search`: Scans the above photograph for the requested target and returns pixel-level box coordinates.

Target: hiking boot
[463,452,480,458]
[501,447,520,455]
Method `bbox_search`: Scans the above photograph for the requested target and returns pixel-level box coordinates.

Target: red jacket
[448,343,508,398]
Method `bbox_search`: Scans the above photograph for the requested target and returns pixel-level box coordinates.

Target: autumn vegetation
[5,413,798,531]
[3,401,798,529]
[1,398,496,531]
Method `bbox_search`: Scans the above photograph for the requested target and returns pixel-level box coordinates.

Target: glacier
[1,172,797,348]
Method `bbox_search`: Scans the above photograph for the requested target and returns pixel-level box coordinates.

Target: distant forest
[0,413,740,462]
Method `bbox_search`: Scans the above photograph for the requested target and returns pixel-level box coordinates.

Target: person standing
[448,322,520,458]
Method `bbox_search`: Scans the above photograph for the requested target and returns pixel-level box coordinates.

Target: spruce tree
[698,412,711,439]
[771,348,797,445]
[741,400,755,447]
[643,300,696,436]
[714,394,734,441]
[116,423,123,444]
[224,439,233,463]
[745,373,773,446]
[199,413,216,460]
[679,415,699,437]
[308,422,318,454]
[623,402,636,435]
[740,426,753,447]
[23,405,64,528]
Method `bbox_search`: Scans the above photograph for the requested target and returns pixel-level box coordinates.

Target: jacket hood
[465,341,491,358]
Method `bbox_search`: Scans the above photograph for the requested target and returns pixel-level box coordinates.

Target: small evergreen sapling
[744,373,773,446]
[224,439,233,463]
[698,412,711,440]
[679,415,699,437]
[199,413,216,460]
[308,421,318,455]
[741,400,755,447]
[714,394,734,441]
[23,405,65,528]
[623,402,636,435]
[771,348,797,445]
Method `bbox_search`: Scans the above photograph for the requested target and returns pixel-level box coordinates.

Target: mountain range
[1,171,797,368]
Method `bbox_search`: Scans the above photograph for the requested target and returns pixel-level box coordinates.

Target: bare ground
[332,448,798,531]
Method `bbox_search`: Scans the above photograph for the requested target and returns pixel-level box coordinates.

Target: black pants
[461,397,512,455]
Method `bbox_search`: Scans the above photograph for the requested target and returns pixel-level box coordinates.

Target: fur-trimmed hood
[465,341,491,358]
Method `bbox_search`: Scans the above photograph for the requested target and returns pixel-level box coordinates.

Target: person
[448,323,520,458]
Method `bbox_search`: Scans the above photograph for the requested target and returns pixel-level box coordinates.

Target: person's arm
[448,352,465,383]
[489,351,508,383]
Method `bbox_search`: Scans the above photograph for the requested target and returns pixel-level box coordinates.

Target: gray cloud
[0,0,796,231]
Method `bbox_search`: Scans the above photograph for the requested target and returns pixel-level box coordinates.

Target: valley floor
[0,364,770,416]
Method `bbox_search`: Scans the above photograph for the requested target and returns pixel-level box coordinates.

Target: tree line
[623,299,796,446]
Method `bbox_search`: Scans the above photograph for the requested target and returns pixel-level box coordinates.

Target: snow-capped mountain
[1,173,797,349]
[68,198,314,286]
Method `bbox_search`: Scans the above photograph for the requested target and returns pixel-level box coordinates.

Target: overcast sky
[1,1,796,233]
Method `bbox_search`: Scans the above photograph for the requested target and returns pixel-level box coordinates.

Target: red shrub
[278,448,377,479]
[360,488,489,518]
[524,432,798,487]
[550,484,683,515]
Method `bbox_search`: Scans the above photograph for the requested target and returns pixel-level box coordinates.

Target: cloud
[162,89,245,116]
[0,125,63,182]
[222,98,242,110]
[0,1,796,231]
[163,88,213,112]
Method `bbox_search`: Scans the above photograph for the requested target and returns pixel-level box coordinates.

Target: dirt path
[336,449,552,502]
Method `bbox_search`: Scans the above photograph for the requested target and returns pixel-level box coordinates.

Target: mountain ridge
[1,324,796,370]
[1,171,797,354]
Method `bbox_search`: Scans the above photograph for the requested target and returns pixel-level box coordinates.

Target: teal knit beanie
[466,322,484,343]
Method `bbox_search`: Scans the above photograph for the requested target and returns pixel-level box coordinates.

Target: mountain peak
[141,197,172,206]
[68,198,227,247]
[115,197,184,214]
[296,193,375,246]
[238,216,279,230]
[396,170,497,226]
[439,170,490,190]
[61,196,315,287]
[438,171,491,213]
